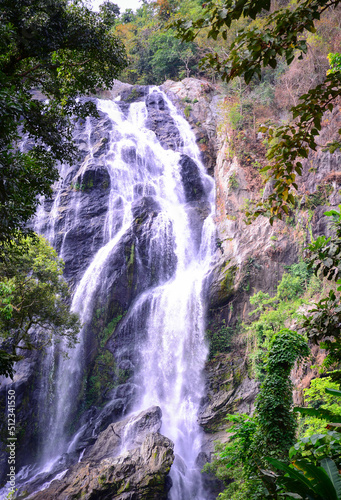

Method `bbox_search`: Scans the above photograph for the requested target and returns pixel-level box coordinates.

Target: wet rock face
[35,108,114,288]
[179,154,206,202]
[120,85,149,104]
[27,407,174,500]
[161,78,219,174]
[0,356,41,485]
[199,354,259,438]
[145,92,183,150]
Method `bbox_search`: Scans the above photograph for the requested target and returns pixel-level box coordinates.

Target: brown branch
[16,57,91,80]
[17,63,42,78]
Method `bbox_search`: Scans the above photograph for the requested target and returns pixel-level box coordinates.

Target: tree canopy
[0,0,127,243]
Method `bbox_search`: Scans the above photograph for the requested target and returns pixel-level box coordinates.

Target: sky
[89,0,142,12]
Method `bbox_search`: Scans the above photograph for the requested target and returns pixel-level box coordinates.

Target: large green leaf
[280,475,317,499]
[325,388,341,398]
[267,457,339,500]
[294,406,341,424]
[266,458,321,495]
[294,460,337,500]
[321,459,341,499]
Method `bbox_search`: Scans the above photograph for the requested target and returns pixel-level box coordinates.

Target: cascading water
[114,90,216,499]
[1,86,216,499]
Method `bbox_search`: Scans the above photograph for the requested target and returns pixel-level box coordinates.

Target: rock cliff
[161,78,341,459]
[0,78,340,498]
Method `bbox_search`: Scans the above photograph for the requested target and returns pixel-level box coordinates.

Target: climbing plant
[209,329,309,499]
[255,329,310,457]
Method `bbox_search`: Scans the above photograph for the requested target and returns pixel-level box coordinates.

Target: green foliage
[99,1,120,29]
[206,319,234,358]
[114,1,200,85]
[150,30,195,82]
[99,314,123,348]
[174,0,337,82]
[0,234,80,377]
[228,172,239,190]
[213,414,266,500]
[228,102,244,130]
[86,350,116,408]
[328,53,341,75]
[305,207,341,282]
[255,329,309,456]
[250,70,341,224]
[249,290,275,314]
[212,215,341,499]
[300,289,341,368]
[0,0,127,243]
[288,261,314,285]
[184,104,192,117]
[294,381,341,441]
[211,329,309,499]
[247,262,311,378]
[277,273,303,301]
[268,456,341,500]
[305,184,334,209]
[301,377,341,436]
[0,350,21,379]
[175,0,320,77]
[275,387,341,499]
[290,431,341,468]
[299,208,341,372]
[85,312,126,408]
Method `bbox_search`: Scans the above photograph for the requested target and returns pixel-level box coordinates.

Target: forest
[1,0,341,499]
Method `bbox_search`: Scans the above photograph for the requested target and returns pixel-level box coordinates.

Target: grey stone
[27,407,174,500]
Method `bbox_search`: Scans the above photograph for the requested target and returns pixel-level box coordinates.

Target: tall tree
[0,0,127,243]
[99,1,120,28]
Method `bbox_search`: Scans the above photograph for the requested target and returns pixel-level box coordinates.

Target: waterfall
[3,87,216,499]
[117,90,216,499]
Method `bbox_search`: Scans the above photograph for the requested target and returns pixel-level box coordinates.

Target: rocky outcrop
[22,407,174,500]
[161,78,299,322]
[161,78,219,174]
[159,80,341,466]
[199,353,259,456]
[1,81,215,492]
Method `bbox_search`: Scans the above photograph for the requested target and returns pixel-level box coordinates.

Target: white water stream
[2,87,216,499]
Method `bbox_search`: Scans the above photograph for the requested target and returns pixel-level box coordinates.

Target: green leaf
[294,406,341,423]
[310,434,326,445]
[266,457,321,494]
[294,460,337,500]
[325,388,341,398]
[321,459,341,499]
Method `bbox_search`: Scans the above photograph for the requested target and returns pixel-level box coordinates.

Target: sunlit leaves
[0,235,81,377]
